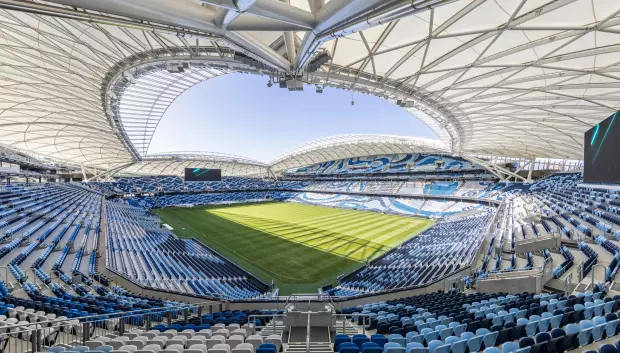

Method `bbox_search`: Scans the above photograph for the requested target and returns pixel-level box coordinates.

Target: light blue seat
[584,302,595,320]
[98,347,113,353]
[449,340,467,353]
[461,332,474,341]
[501,342,518,353]
[438,327,451,341]
[482,331,498,349]
[453,324,467,337]
[426,340,443,353]
[444,337,459,345]
[476,329,489,336]
[537,317,551,333]
[550,315,563,329]
[423,330,437,343]
[577,326,593,346]
[384,342,405,353]
[407,334,424,345]
[48,348,66,353]
[606,319,620,338]
[492,315,503,327]
[433,344,450,353]
[524,320,538,337]
[406,332,419,342]
[604,301,615,315]
[483,348,500,353]
[72,347,89,353]
[416,322,429,331]
[594,303,605,317]
[592,316,607,341]
[434,325,447,332]
[388,335,406,348]
[557,300,567,310]
[515,310,527,319]
[565,323,580,335]
[467,336,484,353]
[406,342,423,353]
[427,318,438,330]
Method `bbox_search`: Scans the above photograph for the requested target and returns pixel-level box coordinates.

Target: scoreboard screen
[184,168,221,182]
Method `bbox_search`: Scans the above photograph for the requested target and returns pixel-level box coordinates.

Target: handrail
[0,298,221,331]
[306,311,311,353]
[0,299,223,353]
[248,314,287,336]
[332,313,372,336]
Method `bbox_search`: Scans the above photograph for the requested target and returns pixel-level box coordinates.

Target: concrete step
[286,342,332,353]
[334,320,361,335]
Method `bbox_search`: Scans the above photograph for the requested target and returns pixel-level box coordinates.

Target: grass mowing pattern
[154,202,434,294]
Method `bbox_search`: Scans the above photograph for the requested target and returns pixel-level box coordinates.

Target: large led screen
[584,112,620,183]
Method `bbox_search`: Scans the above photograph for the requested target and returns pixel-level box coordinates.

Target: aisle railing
[0,299,222,353]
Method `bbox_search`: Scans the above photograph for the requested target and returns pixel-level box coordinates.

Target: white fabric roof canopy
[0,0,616,172]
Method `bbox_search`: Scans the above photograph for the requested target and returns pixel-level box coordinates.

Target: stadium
[0,0,620,353]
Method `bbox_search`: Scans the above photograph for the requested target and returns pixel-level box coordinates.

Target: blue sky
[148,73,438,163]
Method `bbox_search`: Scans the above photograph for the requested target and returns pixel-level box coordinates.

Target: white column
[527,158,536,181]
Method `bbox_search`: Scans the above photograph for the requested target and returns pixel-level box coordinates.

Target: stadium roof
[119,152,269,177]
[269,134,447,172]
[0,0,616,172]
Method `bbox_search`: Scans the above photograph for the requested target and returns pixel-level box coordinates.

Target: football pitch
[154,202,434,294]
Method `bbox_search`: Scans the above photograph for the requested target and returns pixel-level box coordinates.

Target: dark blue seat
[361,342,381,353]
[339,343,360,353]
[353,334,370,348]
[535,332,550,344]
[334,334,351,352]
[371,334,388,348]
[519,337,534,349]
[600,344,619,353]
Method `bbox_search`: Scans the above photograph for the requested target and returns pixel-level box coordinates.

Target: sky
[148,73,439,163]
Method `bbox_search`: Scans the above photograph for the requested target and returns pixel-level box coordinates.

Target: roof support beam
[280,0,296,67]
[200,0,315,29]
[45,0,222,32]
[40,0,291,70]
[225,15,308,31]
[213,0,257,29]
[85,162,136,182]
[463,155,527,182]
[308,0,324,14]
[294,0,460,70]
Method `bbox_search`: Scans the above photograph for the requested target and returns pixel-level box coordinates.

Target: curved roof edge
[117,151,269,177]
[112,135,451,177]
[268,134,448,172]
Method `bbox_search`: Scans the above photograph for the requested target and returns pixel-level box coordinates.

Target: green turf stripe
[154,202,435,294]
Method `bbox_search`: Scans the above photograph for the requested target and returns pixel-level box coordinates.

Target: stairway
[286,342,333,353]
[333,319,360,335]
[257,320,286,336]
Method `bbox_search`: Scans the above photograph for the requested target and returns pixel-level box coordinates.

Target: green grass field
[154,202,434,294]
